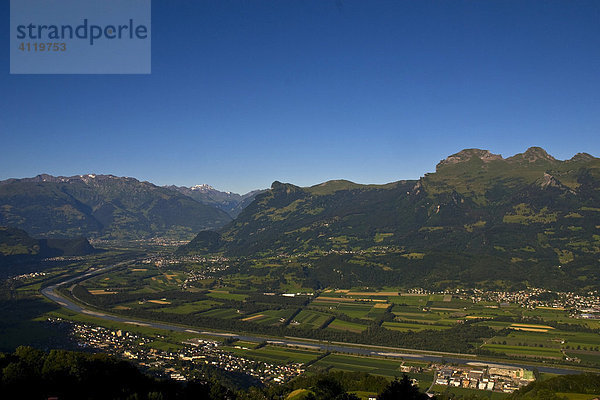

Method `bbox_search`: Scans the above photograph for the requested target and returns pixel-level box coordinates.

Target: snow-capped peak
[191,184,215,191]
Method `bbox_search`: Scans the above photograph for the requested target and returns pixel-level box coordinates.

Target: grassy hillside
[0,226,40,256]
[509,373,600,399]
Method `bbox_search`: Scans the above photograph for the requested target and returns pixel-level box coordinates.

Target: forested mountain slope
[0,175,232,240]
[180,148,600,289]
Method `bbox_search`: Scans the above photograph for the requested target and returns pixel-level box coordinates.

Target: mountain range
[0,174,233,240]
[166,184,265,218]
[1,146,599,289]
[178,147,600,290]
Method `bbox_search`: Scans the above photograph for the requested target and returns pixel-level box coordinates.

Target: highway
[41,267,586,376]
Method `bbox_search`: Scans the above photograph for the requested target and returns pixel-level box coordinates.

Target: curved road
[41,267,585,376]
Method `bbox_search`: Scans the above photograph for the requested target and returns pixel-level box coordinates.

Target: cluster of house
[181,264,231,289]
[49,318,304,384]
[182,338,305,383]
[390,287,600,316]
[434,365,535,393]
[143,254,230,265]
[12,271,47,280]
[61,319,153,351]
[463,288,600,314]
[90,237,189,247]
[138,254,231,289]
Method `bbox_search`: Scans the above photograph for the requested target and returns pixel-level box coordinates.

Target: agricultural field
[382,321,447,332]
[326,303,373,319]
[479,325,600,362]
[327,318,367,333]
[241,308,296,325]
[223,344,321,365]
[311,354,433,388]
[481,343,563,359]
[431,385,510,399]
[154,300,219,314]
[198,308,242,319]
[291,310,332,329]
[13,247,600,400]
[207,290,248,301]
[390,295,429,306]
[81,264,178,293]
[555,393,600,400]
[34,254,600,373]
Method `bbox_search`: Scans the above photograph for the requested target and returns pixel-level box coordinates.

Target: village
[48,317,305,385]
[46,317,539,395]
[459,288,600,317]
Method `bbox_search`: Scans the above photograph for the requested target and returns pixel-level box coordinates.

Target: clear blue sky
[1,1,599,194]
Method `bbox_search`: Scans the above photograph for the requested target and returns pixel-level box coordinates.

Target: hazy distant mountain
[0,225,96,276]
[167,184,265,218]
[0,175,232,240]
[179,147,600,290]
[0,226,95,258]
[0,226,97,278]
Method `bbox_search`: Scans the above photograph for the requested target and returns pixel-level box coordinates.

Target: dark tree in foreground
[306,375,360,400]
[377,375,430,400]
[0,346,236,400]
